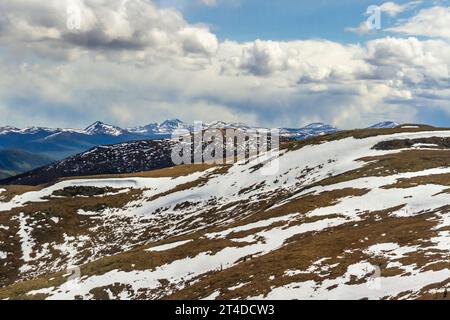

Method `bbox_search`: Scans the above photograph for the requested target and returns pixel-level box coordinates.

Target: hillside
[1,126,450,300]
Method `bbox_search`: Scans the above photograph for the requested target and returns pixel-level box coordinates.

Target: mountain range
[0,119,339,179]
[0,120,186,160]
[0,119,340,149]
[0,120,402,181]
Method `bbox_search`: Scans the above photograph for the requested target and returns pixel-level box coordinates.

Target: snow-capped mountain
[202,121,259,131]
[126,123,159,135]
[280,122,337,139]
[126,119,191,135]
[2,124,450,300]
[0,119,338,158]
[0,121,177,164]
[84,121,125,136]
[369,121,400,129]
[0,119,340,140]
[0,119,404,180]
[0,119,337,180]
[0,126,57,135]
[157,119,190,133]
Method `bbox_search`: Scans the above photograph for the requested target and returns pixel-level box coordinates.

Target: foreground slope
[1,126,450,300]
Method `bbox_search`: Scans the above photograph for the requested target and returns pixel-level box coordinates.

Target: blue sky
[159,0,422,42]
[0,0,449,129]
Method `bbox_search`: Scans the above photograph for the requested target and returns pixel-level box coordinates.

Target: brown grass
[384,173,450,189]
[168,206,446,300]
[317,150,450,187]
[60,164,218,181]
[3,126,450,299]
[284,125,446,152]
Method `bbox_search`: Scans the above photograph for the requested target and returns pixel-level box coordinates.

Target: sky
[0,0,449,129]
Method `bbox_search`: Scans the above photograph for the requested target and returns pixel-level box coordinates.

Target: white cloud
[179,26,219,56]
[380,2,410,17]
[0,0,218,62]
[0,1,449,129]
[387,6,450,39]
[346,1,423,35]
[345,22,373,35]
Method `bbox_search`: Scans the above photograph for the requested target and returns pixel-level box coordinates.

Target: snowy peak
[0,126,56,135]
[205,121,228,129]
[158,119,187,133]
[84,121,124,136]
[126,123,158,135]
[205,121,258,131]
[280,122,338,139]
[369,121,400,129]
[304,122,329,129]
[0,119,341,141]
[0,126,20,135]
[0,120,406,140]
[127,119,190,135]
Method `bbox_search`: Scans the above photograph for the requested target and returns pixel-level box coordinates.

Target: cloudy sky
[0,0,449,129]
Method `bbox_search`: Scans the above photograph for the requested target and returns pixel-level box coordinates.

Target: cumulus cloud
[0,0,218,62]
[346,1,423,35]
[0,1,449,129]
[224,39,369,82]
[238,40,289,76]
[345,22,373,35]
[387,6,450,39]
[379,1,415,17]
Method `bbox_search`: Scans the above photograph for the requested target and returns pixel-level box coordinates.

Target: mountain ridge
[0,119,338,178]
[0,123,435,187]
[0,119,338,138]
[0,120,405,181]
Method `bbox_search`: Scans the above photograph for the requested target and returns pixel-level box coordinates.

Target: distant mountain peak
[84,121,124,136]
[204,121,256,130]
[161,119,183,125]
[304,122,329,129]
[158,119,188,132]
[85,121,107,129]
[0,126,20,134]
[370,121,400,129]
[207,120,228,126]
